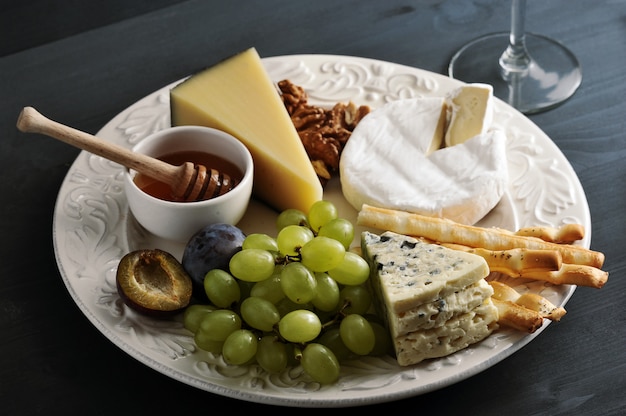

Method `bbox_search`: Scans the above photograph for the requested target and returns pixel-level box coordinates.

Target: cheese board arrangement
[51,53,601,407]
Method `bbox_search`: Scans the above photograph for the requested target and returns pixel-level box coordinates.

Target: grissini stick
[357,204,605,268]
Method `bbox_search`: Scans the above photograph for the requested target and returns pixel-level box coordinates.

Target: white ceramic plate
[52,55,590,407]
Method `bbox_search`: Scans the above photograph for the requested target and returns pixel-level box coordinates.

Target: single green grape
[276,208,308,230]
[318,326,354,362]
[250,269,285,304]
[278,309,322,343]
[362,312,385,326]
[369,321,393,356]
[239,296,281,332]
[317,217,355,250]
[194,331,224,354]
[242,233,279,252]
[203,269,241,308]
[280,262,317,304]
[328,251,370,285]
[307,200,338,232]
[183,304,217,333]
[300,343,340,385]
[300,236,346,272]
[339,314,375,355]
[229,248,276,282]
[276,225,314,256]
[256,335,288,374]
[275,297,312,317]
[238,279,254,300]
[222,329,258,365]
[337,284,372,315]
[196,309,242,342]
[311,272,340,312]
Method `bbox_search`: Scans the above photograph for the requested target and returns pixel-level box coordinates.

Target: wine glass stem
[499,0,531,75]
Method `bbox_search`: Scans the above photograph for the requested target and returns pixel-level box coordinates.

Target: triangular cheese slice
[170,47,323,213]
[444,83,494,147]
[361,231,489,313]
[361,230,498,366]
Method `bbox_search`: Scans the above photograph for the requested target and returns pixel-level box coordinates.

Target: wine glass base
[449,33,582,114]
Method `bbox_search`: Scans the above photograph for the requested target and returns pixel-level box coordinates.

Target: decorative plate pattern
[52,55,589,407]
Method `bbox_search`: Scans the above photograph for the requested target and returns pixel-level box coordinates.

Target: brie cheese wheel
[340,97,508,225]
[444,83,494,147]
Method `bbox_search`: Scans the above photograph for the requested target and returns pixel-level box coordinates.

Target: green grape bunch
[182,200,393,385]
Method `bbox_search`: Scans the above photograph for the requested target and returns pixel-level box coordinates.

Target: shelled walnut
[278,79,370,185]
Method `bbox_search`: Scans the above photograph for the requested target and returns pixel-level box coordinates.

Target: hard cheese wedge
[170,47,323,213]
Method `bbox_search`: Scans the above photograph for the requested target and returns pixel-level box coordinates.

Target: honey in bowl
[133,150,244,202]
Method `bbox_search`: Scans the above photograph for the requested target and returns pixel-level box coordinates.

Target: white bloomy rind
[340,89,507,225]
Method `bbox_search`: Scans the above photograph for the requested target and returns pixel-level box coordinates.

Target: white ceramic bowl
[124,126,254,242]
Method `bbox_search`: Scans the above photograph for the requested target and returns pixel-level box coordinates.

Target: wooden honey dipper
[16,106,237,202]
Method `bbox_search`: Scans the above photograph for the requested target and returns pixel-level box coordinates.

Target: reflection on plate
[52,55,589,407]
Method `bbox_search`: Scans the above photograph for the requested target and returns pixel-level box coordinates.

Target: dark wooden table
[1,1,624,414]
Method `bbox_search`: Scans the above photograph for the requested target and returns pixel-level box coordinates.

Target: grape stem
[320,299,351,330]
[283,253,302,263]
[293,345,303,361]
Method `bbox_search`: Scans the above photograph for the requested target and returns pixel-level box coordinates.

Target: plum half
[116,248,193,317]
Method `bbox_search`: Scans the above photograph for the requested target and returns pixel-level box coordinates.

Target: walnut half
[278,79,370,186]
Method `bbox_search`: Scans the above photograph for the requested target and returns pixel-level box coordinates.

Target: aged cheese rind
[170,47,323,213]
[362,231,489,313]
[340,97,446,157]
[394,301,499,366]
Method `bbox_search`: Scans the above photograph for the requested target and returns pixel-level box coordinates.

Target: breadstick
[491,298,544,333]
[419,241,606,288]
[357,204,605,268]
[523,263,608,289]
[515,293,567,321]
[514,223,584,243]
[441,243,562,274]
[489,281,566,321]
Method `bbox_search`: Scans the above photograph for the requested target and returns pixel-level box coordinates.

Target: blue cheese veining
[362,230,499,366]
[363,231,490,313]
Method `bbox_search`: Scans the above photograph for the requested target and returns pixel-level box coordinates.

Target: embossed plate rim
[52,54,588,407]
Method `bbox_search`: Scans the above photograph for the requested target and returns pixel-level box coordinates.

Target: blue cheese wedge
[362,231,490,314]
[362,230,498,366]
